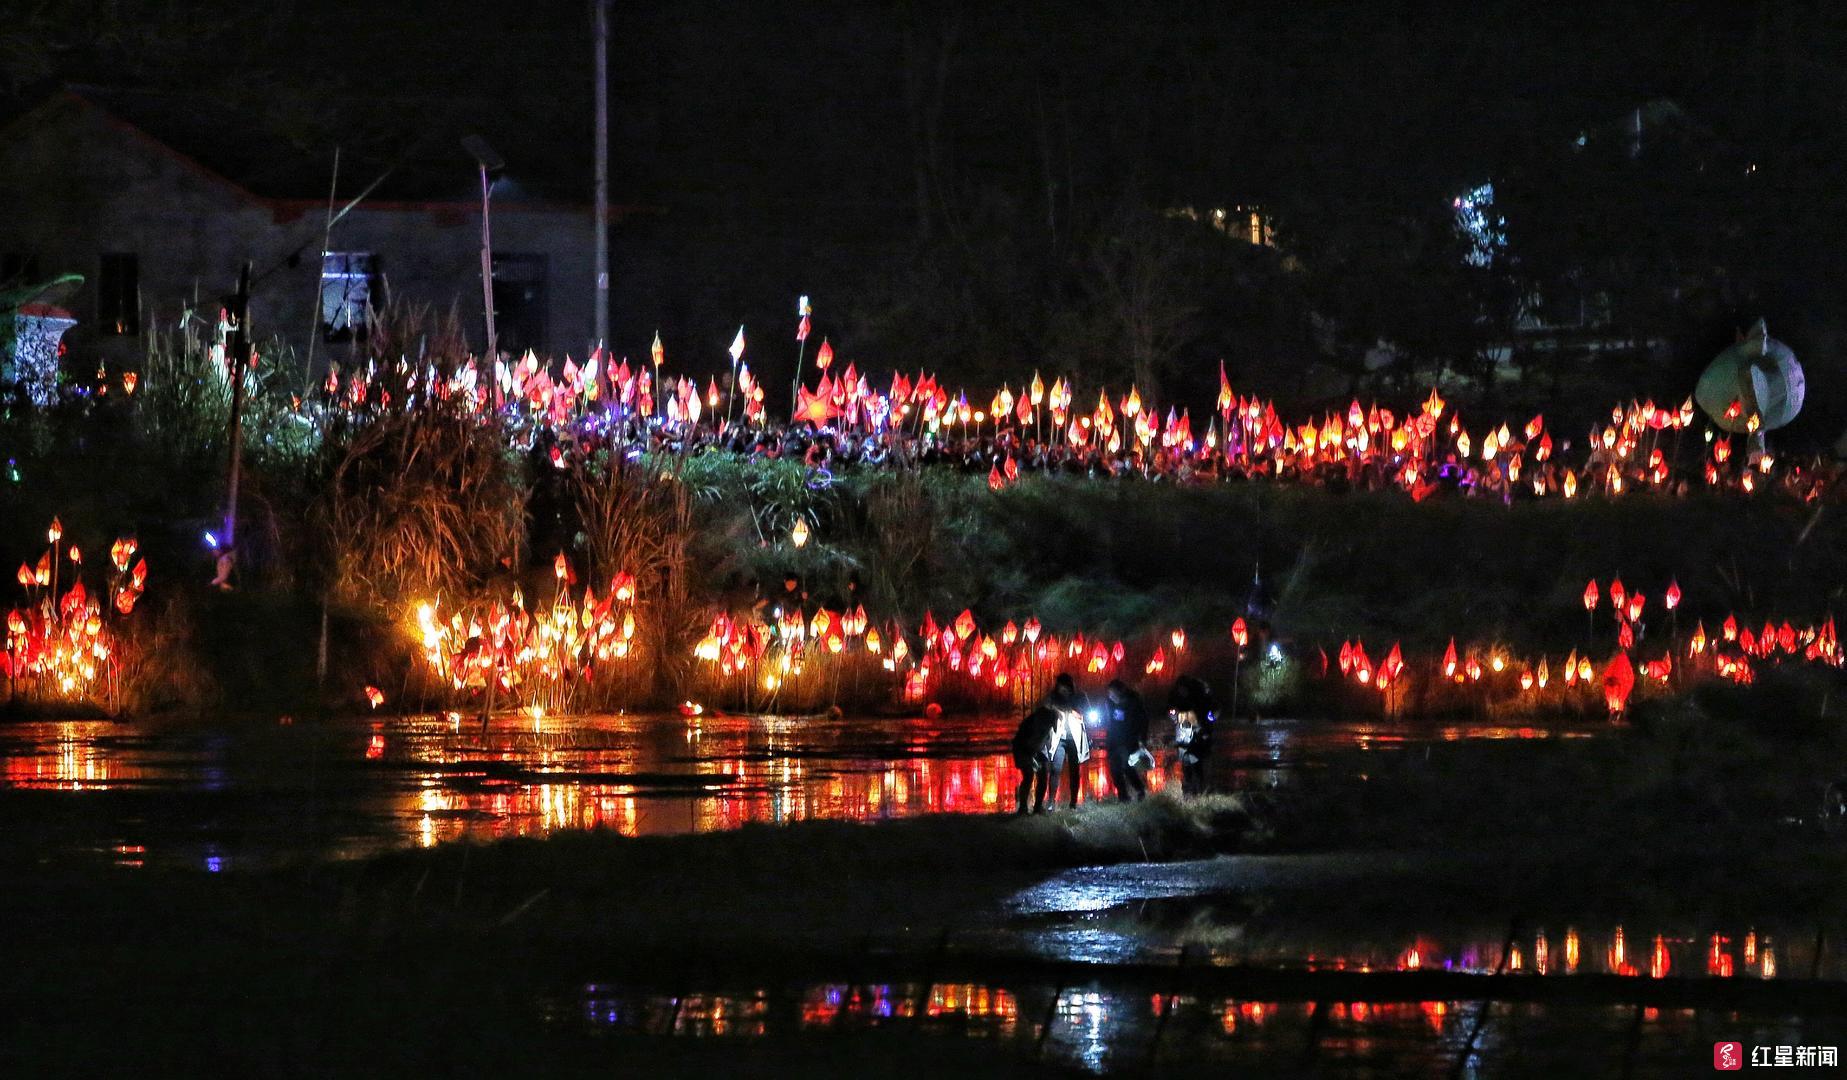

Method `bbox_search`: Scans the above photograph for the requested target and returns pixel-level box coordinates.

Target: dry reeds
[319,402,527,610]
[571,453,699,701]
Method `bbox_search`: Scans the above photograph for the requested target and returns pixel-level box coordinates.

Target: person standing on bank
[1102,679,1151,802]
[1011,705,1061,814]
[1168,674,1216,796]
[1043,674,1090,809]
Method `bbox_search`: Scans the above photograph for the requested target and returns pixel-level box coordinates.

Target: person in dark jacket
[1102,679,1151,802]
[1168,675,1217,796]
[1011,705,1061,813]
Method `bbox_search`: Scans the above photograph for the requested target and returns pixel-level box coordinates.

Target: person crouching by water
[1044,674,1091,809]
[1011,705,1060,814]
[1168,674,1216,796]
[1102,679,1151,802]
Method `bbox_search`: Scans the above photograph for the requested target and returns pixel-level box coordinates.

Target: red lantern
[1231,618,1249,648]
[1601,653,1634,715]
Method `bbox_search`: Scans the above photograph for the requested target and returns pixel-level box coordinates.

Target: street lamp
[462,134,505,367]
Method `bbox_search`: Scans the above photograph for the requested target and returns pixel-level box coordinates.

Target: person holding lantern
[1101,679,1152,802]
[1168,675,1217,796]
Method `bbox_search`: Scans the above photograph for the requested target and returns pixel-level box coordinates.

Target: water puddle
[0,714,1607,868]
[553,977,1831,1076]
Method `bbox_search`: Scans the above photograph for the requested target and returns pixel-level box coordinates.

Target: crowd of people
[1010,672,1220,813]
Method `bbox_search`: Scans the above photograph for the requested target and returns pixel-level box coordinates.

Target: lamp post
[463,135,505,371]
[592,0,611,399]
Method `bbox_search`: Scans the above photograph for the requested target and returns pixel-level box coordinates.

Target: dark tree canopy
[5,0,1846,438]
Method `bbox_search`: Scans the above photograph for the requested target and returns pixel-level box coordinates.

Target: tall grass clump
[316,403,527,610]
[570,451,700,702]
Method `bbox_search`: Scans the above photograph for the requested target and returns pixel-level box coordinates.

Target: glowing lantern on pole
[1689,621,1707,655]
[1582,580,1599,612]
[1626,594,1644,624]
[1231,618,1249,649]
[1722,614,1738,641]
[1442,638,1458,678]
[1608,578,1626,615]
[1023,617,1041,643]
[1171,628,1187,652]
[790,518,810,548]
[1664,580,1681,611]
[365,685,385,710]
[1601,653,1634,716]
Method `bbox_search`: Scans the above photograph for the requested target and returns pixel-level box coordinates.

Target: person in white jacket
[1043,674,1090,809]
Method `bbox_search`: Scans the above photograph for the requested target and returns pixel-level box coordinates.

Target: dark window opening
[320,252,377,341]
[98,253,140,336]
[1,253,41,287]
[492,253,548,356]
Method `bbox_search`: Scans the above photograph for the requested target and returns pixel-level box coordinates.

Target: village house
[0,86,644,376]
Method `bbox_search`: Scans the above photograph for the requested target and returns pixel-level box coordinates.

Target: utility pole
[463,135,505,379]
[478,161,498,367]
[222,261,252,583]
[592,0,612,399]
[302,147,339,388]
